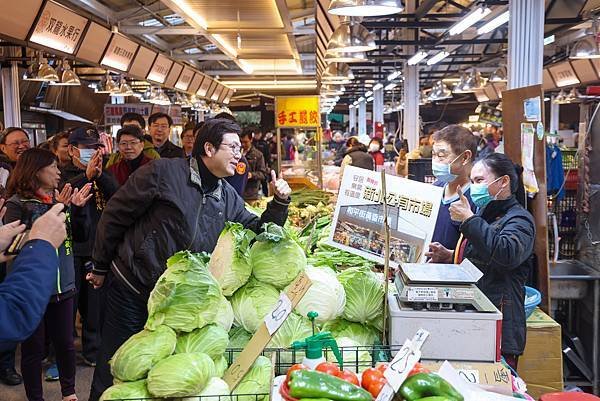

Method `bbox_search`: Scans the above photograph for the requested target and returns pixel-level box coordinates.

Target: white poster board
[327,166,443,265]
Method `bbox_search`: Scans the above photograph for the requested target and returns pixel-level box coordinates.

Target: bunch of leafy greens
[145,251,223,332]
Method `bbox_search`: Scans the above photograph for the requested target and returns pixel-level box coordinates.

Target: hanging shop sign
[104,103,182,126]
[327,166,443,266]
[197,76,212,97]
[175,67,195,91]
[275,96,320,128]
[188,73,204,95]
[101,33,139,72]
[28,0,88,54]
[478,105,502,127]
[211,85,224,101]
[223,88,235,104]
[147,54,173,84]
[548,61,580,87]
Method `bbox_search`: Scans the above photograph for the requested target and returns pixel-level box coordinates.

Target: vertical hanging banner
[327,166,443,265]
[275,96,320,127]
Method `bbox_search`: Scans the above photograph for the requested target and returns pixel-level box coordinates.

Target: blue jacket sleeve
[0,240,58,350]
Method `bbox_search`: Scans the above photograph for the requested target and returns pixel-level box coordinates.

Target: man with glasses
[106,112,160,170]
[107,126,153,186]
[148,112,184,158]
[87,118,292,401]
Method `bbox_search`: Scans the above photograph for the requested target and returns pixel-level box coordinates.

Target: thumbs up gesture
[449,185,474,222]
[270,170,292,200]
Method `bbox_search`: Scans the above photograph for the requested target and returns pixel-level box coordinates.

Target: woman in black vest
[339,137,374,179]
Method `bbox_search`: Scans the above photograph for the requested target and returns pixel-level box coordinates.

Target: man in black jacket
[148,112,184,158]
[240,128,268,201]
[87,118,292,401]
[60,127,118,367]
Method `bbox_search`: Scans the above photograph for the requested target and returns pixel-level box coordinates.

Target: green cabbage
[213,355,228,378]
[292,266,345,323]
[230,278,280,333]
[228,326,252,349]
[215,296,234,332]
[326,337,371,373]
[209,222,255,296]
[147,352,215,397]
[268,313,313,373]
[175,324,229,359]
[250,223,306,289]
[232,356,272,401]
[179,377,231,401]
[110,325,176,381]
[100,379,151,401]
[146,251,223,332]
[337,267,384,324]
[321,319,380,346]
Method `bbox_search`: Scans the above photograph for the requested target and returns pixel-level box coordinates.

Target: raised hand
[71,183,93,207]
[449,185,474,223]
[270,170,291,200]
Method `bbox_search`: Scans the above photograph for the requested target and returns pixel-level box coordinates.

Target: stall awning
[29,107,93,124]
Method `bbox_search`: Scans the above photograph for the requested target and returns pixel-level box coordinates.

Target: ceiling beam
[415,0,440,20]
[120,26,201,35]
[376,38,507,46]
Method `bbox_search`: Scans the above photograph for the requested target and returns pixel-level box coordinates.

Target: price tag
[411,329,430,350]
[458,369,480,384]
[384,339,422,391]
[264,292,292,335]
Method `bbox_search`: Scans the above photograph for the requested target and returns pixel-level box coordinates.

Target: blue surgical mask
[78,148,95,166]
[431,152,464,183]
[470,177,503,208]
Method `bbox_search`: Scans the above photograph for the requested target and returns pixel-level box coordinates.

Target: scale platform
[394,259,499,313]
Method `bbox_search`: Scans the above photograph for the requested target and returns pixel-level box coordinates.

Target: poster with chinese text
[275,96,320,128]
[327,166,443,265]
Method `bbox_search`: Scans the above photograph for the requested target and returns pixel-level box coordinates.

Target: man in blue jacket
[0,203,67,350]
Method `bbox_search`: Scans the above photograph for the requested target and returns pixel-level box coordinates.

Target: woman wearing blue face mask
[447,152,535,370]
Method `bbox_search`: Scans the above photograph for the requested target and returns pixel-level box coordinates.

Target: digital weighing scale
[394,259,498,313]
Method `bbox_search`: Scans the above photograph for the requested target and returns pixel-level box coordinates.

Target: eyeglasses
[220,142,242,155]
[118,140,141,148]
[5,139,30,147]
[151,123,170,130]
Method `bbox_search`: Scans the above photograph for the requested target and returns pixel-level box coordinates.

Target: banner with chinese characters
[104,104,182,126]
[275,96,320,128]
[29,0,88,55]
[327,166,443,265]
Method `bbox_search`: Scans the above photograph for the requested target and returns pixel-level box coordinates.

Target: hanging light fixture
[22,62,38,81]
[36,56,59,82]
[327,18,376,53]
[453,73,471,93]
[566,88,581,103]
[321,84,345,95]
[419,89,430,105]
[95,72,118,94]
[325,51,367,63]
[328,0,404,16]
[150,87,171,105]
[51,60,80,86]
[383,103,392,114]
[322,63,354,82]
[489,66,507,82]
[141,87,153,102]
[454,69,484,93]
[570,19,600,59]
[110,78,134,97]
[428,81,453,101]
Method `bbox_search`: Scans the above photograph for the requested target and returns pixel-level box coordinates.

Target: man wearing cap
[106,126,154,186]
[60,126,118,367]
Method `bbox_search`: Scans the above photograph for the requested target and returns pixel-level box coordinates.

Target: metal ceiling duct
[428,81,453,101]
[327,19,376,53]
[325,51,368,63]
[328,0,404,17]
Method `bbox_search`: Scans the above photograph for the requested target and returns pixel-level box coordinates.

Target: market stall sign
[275,96,320,128]
[197,76,212,97]
[147,54,173,84]
[29,0,88,54]
[328,166,443,265]
[478,105,502,127]
[175,67,194,91]
[548,61,580,87]
[104,103,182,126]
[101,33,138,72]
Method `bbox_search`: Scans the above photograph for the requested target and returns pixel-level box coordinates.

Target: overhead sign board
[101,33,138,72]
[197,77,212,97]
[29,0,88,54]
[188,73,204,94]
[175,66,194,91]
[223,88,235,104]
[548,61,580,87]
[147,54,173,84]
[275,96,320,128]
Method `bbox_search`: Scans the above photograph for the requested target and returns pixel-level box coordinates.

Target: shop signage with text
[29,0,88,54]
[147,54,173,84]
[104,103,182,126]
[275,96,320,128]
[101,34,139,72]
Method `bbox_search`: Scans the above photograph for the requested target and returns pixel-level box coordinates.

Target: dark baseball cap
[68,127,104,147]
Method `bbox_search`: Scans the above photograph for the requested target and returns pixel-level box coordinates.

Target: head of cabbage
[337,267,384,325]
[100,379,151,401]
[146,251,224,332]
[175,324,229,360]
[228,326,252,349]
[177,377,231,401]
[215,296,234,332]
[232,356,272,401]
[230,278,280,333]
[321,318,380,346]
[110,325,176,381]
[267,313,313,374]
[250,223,306,289]
[147,352,215,397]
[291,266,345,323]
[209,222,255,296]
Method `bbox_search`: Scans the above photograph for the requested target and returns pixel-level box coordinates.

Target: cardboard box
[518,308,563,399]
[422,361,513,395]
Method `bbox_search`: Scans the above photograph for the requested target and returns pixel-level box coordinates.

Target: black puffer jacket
[460,196,535,355]
[92,157,289,299]
[345,145,375,171]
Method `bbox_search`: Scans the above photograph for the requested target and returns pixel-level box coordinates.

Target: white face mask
[369,143,380,152]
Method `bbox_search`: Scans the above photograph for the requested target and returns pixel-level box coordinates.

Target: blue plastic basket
[524,286,541,319]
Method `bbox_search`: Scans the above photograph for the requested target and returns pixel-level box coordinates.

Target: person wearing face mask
[368,138,385,169]
[86,118,292,401]
[431,152,535,370]
[426,125,478,262]
[418,135,433,158]
[59,127,118,369]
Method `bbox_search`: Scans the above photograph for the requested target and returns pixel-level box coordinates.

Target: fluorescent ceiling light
[373,82,384,90]
[358,96,365,102]
[477,10,509,35]
[448,6,491,36]
[426,51,450,66]
[544,35,555,46]
[366,96,374,102]
[364,90,373,97]
[353,100,359,105]
[407,51,428,65]
[387,70,402,81]
[385,82,397,90]
[328,0,404,17]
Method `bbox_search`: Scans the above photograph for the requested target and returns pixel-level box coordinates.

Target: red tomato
[366,377,387,397]
[286,364,308,381]
[336,369,359,386]
[408,362,430,377]
[361,367,384,390]
[316,362,341,376]
[375,363,388,373]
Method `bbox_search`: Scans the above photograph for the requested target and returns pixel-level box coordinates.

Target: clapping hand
[86,150,103,181]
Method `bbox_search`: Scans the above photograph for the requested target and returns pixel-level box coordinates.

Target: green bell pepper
[399,373,464,401]
[288,370,372,401]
